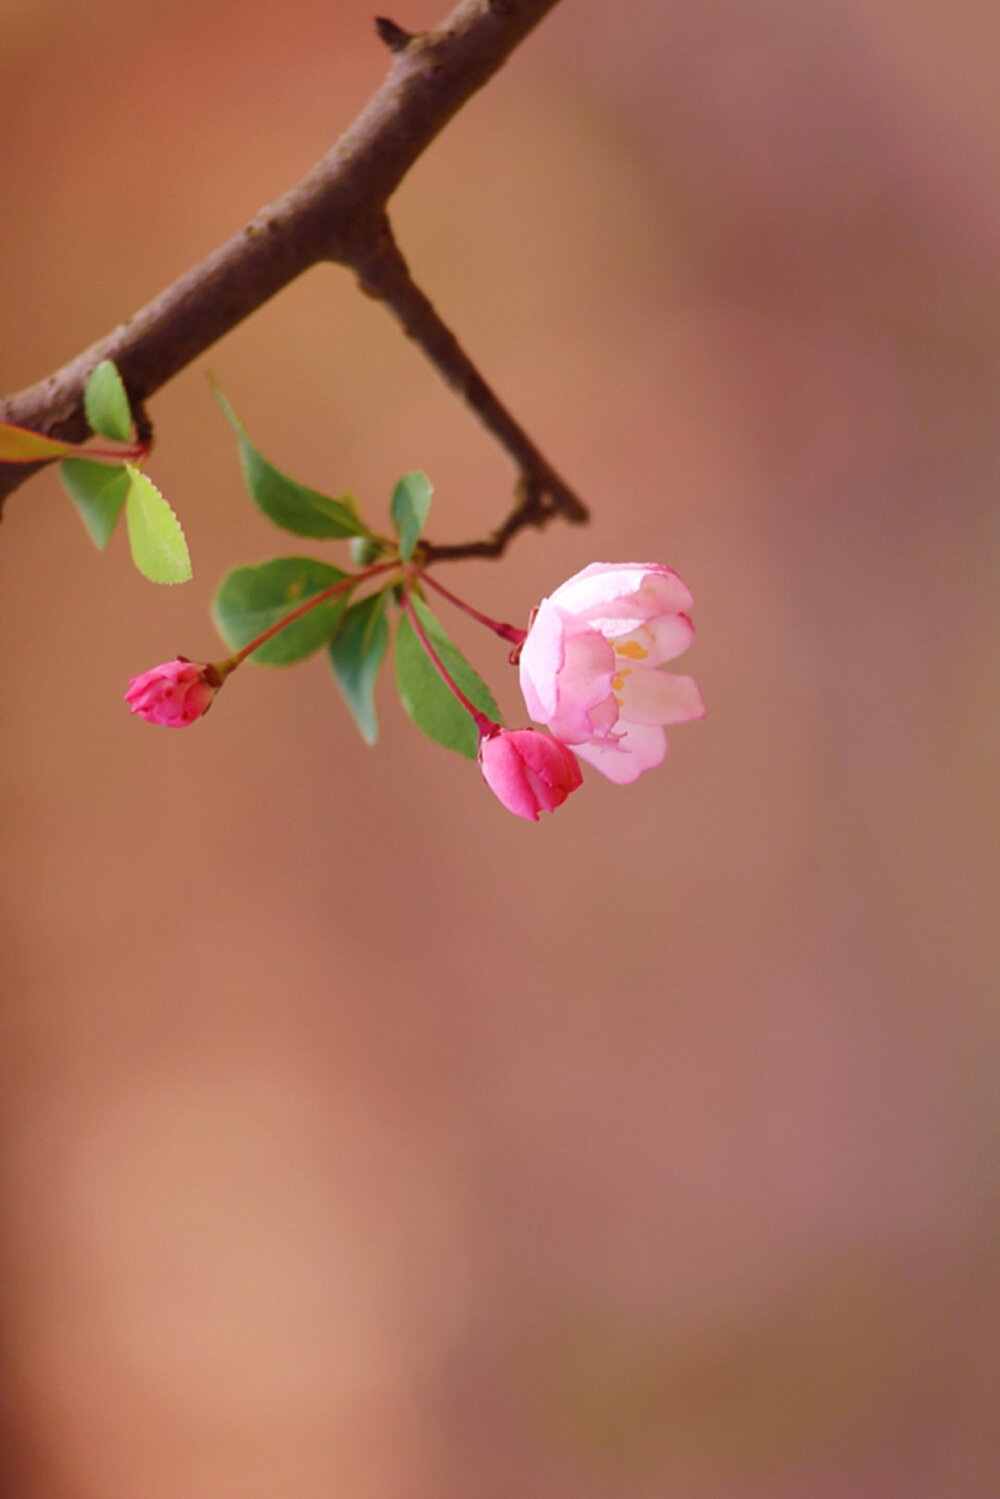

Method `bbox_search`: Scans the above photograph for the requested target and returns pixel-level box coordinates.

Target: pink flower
[125,657,220,727]
[479,727,583,821]
[518,562,704,783]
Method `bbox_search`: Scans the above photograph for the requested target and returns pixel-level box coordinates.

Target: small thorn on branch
[375,16,416,52]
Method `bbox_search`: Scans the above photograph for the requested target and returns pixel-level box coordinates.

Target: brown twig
[350,220,588,559]
[0,0,589,555]
[421,474,560,562]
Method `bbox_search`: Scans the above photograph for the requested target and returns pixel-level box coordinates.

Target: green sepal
[390,470,432,562]
[213,556,350,665]
[212,380,370,540]
[349,535,388,568]
[84,360,132,443]
[393,596,499,759]
[124,465,192,584]
[328,588,391,745]
[61,458,130,548]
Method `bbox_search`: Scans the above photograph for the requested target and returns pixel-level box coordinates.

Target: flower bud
[479,727,583,821]
[349,536,385,568]
[125,657,220,727]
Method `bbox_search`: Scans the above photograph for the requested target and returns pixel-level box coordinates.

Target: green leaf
[84,360,132,443]
[0,421,76,461]
[61,458,130,548]
[213,556,350,665]
[328,589,391,745]
[393,596,499,759]
[390,470,432,562]
[124,465,192,584]
[212,380,369,539]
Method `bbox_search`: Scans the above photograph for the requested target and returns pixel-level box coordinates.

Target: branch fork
[0,0,587,560]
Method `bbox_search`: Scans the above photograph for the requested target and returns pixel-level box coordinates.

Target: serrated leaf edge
[124,464,193,585]
[84,359,133,444]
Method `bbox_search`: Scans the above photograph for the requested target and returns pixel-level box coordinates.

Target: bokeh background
[2,1,997,1495]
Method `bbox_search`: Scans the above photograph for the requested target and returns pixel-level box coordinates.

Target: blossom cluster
[125,561,703,823]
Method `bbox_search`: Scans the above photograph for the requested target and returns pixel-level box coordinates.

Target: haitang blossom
[479,726,583,822]
[518,562,704,783]
[122,554,703,820]
[125,657,222,727]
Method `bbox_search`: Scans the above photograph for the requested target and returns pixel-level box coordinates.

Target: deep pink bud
[478,727,583,821]
[124,657,220,727]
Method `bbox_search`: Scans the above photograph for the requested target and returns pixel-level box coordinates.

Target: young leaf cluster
[212,390,498,755]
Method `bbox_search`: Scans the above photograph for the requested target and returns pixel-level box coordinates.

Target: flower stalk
[126,560,399,727]
[79,440,153,466]
[223,560,397,670]
[399,587,496,737]
[399,585,582,821]
[418,569,527,646]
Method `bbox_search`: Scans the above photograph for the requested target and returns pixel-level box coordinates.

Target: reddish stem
[419,569,527,645]
[225,560,396,669]
[400,589,496,738]
[87,442,152,464]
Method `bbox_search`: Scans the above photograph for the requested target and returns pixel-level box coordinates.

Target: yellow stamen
[616,640,649,660]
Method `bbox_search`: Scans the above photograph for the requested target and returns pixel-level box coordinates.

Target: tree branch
[351,218,588,557]
[0,0,588,554]
[422,473,565,562]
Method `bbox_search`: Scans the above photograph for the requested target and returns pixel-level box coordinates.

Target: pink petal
[479,729,583,820]
[518,736,583,811]
[520,602,616,742]
[612,613,695,667]
[124,659,217,728]
[587,695,620,738]
[633,568,695,617]
[518,599,566,720]
[479,733,541,820]
[615,669,706,726]
[550,562,694,624]
[574,722,668,784]
[547,628,616,742]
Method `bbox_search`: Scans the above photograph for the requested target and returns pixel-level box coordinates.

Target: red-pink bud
[478,727,583,821]
[124,657,219,728]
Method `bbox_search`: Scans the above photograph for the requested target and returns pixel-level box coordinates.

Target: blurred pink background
[2,1,997,1495]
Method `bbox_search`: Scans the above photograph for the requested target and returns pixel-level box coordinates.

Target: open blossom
[479,727,583,821]
[125,657,220,727]
[518,562,704,783]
